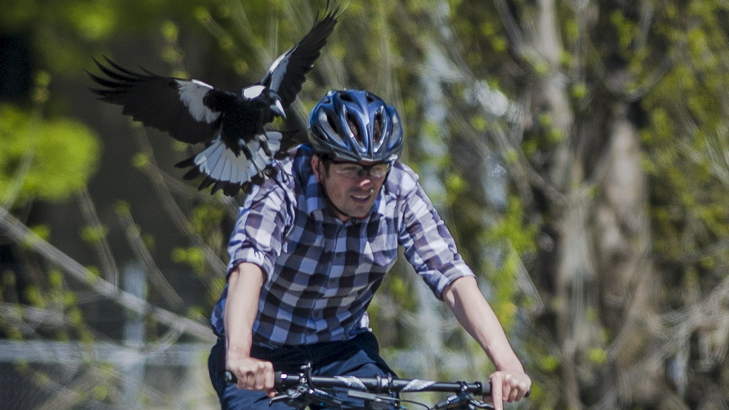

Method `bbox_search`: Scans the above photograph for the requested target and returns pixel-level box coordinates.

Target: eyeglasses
[327,160,391,179]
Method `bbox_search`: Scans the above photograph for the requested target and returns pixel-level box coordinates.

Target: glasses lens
[330,161,390,178]
[370,164,390,178]
[333,164,361,178]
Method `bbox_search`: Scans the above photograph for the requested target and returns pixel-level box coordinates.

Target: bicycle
[225,363,497,409]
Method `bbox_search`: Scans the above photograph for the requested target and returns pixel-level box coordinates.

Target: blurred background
[1,0,729,409]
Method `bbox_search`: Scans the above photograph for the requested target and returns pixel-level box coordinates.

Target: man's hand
[488,370,531,410]
[226,353,276,397]
[443,277,531,409]
[224,263,275,396]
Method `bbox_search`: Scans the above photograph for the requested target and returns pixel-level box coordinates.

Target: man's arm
[394,170,530,406]
[442,276,531,410]
[224,262,275,395]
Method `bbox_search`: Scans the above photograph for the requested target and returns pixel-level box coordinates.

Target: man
[208,89,531,409]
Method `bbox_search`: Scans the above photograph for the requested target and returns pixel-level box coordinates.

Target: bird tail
[175,131,284,196]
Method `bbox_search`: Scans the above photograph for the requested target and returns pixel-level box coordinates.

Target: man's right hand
[223,264,274,395]
[226,354,276,397]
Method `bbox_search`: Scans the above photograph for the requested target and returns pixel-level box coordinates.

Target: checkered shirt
[210,145,475,347]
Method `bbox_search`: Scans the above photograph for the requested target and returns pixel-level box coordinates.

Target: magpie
[89,4,338,196]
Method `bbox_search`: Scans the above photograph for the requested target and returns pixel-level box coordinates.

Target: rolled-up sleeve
[398,183,475,299]
[226,183,292,282]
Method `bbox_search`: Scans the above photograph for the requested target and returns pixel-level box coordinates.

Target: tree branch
[0,206,215,342]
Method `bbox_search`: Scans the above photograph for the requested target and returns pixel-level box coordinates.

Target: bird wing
[88,57,230,144]
[261,3,339,107]
[175,131,286,196]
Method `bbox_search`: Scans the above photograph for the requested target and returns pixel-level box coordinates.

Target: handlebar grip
[224,370,286,386]
[482,381,531,398]
[482,381,491,396]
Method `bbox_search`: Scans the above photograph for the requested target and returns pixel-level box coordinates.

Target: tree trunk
[594,103,660,404]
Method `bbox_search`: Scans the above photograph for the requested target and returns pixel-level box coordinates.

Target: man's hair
[314,153,333,173]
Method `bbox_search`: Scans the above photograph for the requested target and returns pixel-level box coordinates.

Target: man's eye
[341,166,361,173]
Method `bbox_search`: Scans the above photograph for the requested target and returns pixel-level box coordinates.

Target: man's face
[311,155,390,221]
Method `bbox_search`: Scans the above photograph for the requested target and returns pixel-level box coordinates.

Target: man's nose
[356,175,374,188]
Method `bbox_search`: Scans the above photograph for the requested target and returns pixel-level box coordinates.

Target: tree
[433,0,729,408]
[2,1,729,409]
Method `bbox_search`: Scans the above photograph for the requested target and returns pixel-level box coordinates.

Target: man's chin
[347,204,374,219]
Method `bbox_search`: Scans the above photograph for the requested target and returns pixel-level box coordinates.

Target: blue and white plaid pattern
[210,145,474,346]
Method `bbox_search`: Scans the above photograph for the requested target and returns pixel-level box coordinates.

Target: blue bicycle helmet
[308,89,403,162]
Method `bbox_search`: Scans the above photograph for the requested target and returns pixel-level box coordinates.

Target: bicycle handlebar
[225,370,491,396]
[277,372,491,396]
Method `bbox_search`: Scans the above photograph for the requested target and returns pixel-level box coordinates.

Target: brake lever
[269,386,304,405]
[309,387,344,407]
[467,398,495,409]
[270,386,344,409]
[432,392,467,409]
[432,392,496,410]
[269,392,294,405]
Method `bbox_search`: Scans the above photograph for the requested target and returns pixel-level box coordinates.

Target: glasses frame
[325,159,391,179]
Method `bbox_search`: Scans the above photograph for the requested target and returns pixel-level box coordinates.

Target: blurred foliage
[0,105,99,204]
[2,0,729,409]
[482,197,536,330]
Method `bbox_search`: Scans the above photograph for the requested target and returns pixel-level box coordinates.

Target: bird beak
[271,99,286,119]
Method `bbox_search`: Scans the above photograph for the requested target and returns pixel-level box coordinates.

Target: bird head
[242,85,287,119]
[267,91,286,119]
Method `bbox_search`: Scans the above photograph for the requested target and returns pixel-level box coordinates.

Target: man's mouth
[350,192,372,202]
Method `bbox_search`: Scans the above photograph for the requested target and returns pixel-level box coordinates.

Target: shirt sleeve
[226,181,293,283]
[398,182,475,299]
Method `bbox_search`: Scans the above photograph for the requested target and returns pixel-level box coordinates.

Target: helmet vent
[325,112,336,130]
[346,114,362,142]
[373,112,383,144]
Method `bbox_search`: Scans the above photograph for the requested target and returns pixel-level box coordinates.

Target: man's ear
[311,155,322,181]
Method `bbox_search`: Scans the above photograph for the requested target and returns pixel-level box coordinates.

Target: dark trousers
[208,332,398,409]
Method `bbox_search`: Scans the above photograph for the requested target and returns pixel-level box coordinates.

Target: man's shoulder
[258,146,310,191]
[385,161,420,197]
[238,147,307,207]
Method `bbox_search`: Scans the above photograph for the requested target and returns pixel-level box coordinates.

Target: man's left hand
[488,370,531,410]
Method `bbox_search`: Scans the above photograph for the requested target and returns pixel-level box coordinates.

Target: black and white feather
[89,4,339,196]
